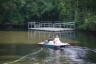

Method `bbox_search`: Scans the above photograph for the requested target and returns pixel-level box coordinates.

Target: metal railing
[28,22,75,29]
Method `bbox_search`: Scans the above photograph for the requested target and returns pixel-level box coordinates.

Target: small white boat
[38,35,70,49]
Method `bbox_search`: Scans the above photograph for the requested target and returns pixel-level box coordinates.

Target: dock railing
[28,22,75,31]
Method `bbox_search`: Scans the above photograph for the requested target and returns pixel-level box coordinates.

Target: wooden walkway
[28,22,75,31]
[29,28,74,31]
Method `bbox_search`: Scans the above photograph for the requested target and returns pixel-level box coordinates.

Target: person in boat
[47,34,58,45]
[48,36,54,41]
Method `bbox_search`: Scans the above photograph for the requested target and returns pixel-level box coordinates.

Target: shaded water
[0,31,96,64]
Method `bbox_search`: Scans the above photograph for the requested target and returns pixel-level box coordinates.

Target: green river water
[0,30,96,64]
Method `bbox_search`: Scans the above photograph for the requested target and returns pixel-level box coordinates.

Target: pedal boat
[38,36,70,48]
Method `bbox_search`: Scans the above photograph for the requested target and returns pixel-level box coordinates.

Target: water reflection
[28,30,75,42]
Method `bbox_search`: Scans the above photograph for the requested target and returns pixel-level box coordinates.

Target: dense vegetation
[0,0,96,31]
[75,0,96,31]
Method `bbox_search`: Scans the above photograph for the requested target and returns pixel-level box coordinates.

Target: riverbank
[0,24,96,32]
[0,24,27,31]
[76,30,96,35]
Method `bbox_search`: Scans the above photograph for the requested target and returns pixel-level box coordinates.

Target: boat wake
[63,46,96,64]
[3,46,96,64]
[3,48,43,64]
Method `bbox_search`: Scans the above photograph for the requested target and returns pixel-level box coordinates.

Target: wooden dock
[28,28,74,31]
[28,22,75,31]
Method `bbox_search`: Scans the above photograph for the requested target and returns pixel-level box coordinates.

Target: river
[0,30,96,64]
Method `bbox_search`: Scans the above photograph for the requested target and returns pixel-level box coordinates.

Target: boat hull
[42,44,70,49]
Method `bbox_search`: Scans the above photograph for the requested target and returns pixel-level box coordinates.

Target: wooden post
[40,23,41,28]
[31,22,32,28]
[64,24,65,28]
[28,22,29,28]
[59,24,61,28]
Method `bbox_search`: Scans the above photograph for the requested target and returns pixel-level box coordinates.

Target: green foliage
[79,15,96,31]
[58,0,74,21]
[0,0,57,24]
[75,0,96,31]
[0,0,96,31]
